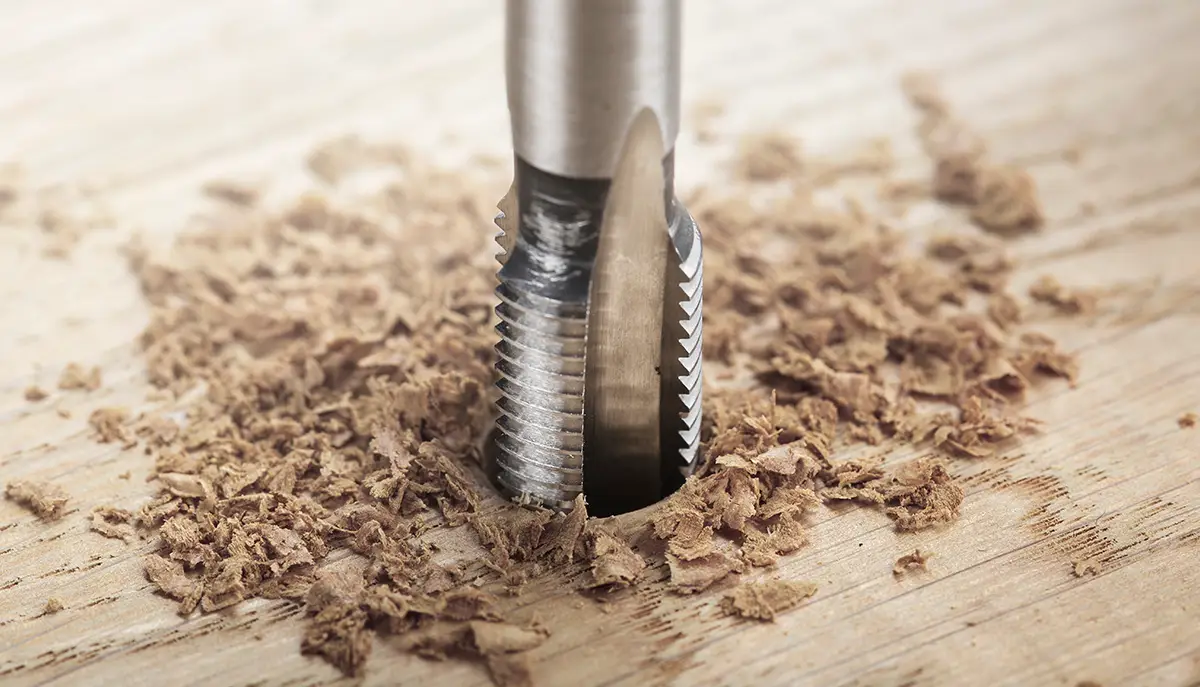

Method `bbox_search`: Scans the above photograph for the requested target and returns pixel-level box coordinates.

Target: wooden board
[2,1,1199,685]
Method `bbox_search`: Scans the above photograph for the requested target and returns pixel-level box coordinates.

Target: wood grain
[2,1,1199,685]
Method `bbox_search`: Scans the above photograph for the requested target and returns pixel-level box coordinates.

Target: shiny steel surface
[506,0,682,180]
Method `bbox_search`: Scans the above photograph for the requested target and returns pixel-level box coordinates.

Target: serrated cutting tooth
[494,180,518,265]
[664,209,704,472]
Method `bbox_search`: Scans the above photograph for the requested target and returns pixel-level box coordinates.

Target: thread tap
[491,0,703,516]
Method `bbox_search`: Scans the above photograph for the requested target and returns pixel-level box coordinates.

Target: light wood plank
[1,1,1198,685]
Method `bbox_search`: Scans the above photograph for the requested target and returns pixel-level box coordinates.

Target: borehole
[482,426,686,517]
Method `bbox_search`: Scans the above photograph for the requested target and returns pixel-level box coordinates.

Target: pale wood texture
[2,1,1199,685]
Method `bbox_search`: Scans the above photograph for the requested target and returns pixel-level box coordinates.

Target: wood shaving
[57,363,102,391]
[201,180,261,207]
[43,598,64,614]
[720,580,818,621]
[301,603,372,676]
[586,529,646,589]
[1072,559,1100,578]
[393,620,547,687]
[1029,275,1098,316]
[1012,333,1079,385]
[88,407,136,446]
[143,554,203,613]
[969,165,1044,236]
[667,550,746,594]
[902,71,1042,236]
[734,132,804,182]
[5,480,70,520]
[23,385,48,402]
[91,505,137,542]
[822,459,964,531]
[893,549,929,576]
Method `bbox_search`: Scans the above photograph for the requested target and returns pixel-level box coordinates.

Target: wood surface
[2,1,1199,685]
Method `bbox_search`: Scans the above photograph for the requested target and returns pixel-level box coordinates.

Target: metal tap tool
[492,0,703,516]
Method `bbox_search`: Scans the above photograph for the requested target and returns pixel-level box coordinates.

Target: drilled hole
[481,426,686,517]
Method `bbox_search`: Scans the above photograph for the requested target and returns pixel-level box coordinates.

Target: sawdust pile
[92,78,1081,683]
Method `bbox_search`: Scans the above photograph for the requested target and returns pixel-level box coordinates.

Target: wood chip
[5,480,70,520]
[666,550,745,594]
[734,132,804,182]
[586,529,646,589]
[893,549,929,576]
[201,180,260,206]
[91,506,137,542]
[720,580,818,621]
[301,604,372,677]
[903,71,1042,236]
[1029,275,1097,316]
[88,407,135,446]
[57,363,102,391]
[1072,559,1100,578]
